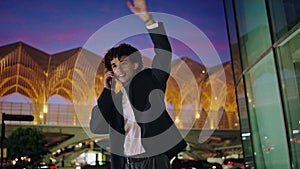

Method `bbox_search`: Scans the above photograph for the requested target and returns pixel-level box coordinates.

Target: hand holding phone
[104,71,115,90]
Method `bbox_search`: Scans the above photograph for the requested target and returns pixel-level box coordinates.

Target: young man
[90,0,187,168]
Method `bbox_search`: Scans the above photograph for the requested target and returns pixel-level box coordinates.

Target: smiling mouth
[118,73,126,78]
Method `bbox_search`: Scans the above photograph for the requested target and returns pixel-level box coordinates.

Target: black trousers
[125,154,171,169]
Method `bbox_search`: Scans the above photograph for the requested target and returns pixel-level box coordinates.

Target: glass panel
[268,0,300,41]
[224,0,243,81]
[245,52,291,169]
[276,27,300,169]
[234,0,272,67]
[237,80,255,169]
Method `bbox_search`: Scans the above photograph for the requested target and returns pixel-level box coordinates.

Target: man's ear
[133,63,139,70]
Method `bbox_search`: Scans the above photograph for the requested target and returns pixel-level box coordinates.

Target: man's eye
[121,61,128,65]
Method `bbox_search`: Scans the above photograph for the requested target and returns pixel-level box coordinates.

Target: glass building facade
[224,0,300,168]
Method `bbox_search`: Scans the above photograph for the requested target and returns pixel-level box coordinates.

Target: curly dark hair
[104,43,143,71]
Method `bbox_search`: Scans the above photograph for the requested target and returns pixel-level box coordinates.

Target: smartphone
[107,72,115,89]
[108,77,113,87]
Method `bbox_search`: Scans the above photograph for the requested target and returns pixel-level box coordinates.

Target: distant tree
[7,127,48,162]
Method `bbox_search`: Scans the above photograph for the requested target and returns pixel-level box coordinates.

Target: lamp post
[1,113,34,168]
[1,114,5,168]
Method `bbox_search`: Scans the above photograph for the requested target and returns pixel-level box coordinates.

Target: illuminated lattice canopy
[0,42,238,128]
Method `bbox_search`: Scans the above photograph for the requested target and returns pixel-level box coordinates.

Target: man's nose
[114,65,123,73]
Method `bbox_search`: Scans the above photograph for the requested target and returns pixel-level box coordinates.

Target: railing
[0,102,239,129]
[0,102,76,126]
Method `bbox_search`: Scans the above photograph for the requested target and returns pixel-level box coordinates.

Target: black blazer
[90,22,187,169]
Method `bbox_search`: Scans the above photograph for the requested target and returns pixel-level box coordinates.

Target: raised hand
[126,0,155,26]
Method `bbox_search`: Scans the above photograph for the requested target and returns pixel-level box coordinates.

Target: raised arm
[127,0,172,84]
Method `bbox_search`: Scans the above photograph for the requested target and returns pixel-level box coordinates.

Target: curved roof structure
[0,42,238,129]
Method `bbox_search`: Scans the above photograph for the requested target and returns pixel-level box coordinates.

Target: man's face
[110,55,138,86]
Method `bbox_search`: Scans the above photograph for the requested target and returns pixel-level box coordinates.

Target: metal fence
[0,102,238,129]
[0,102,77,126]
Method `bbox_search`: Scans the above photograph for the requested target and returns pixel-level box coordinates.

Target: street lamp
[1,113,34,168]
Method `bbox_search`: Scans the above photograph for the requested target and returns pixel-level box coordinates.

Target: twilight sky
[0,0,230,63]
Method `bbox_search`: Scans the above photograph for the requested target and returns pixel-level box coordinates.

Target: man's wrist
[144,14,153,23]
[144,14,155,26]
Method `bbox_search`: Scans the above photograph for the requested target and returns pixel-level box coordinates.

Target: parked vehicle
[172,159,222,169]
[3,164,28,169]
[222,158,245,169]
[32,162,58,169]
[80,161,111,169]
